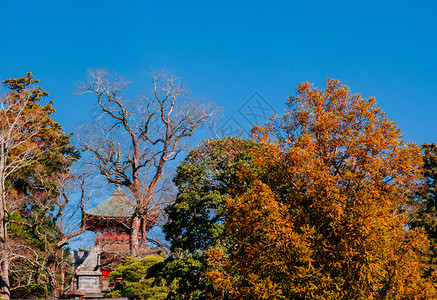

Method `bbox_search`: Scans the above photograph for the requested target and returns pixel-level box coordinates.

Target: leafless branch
[76,69,219,255]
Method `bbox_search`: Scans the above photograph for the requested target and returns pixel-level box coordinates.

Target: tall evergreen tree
[1,73,80,299]
[163,137,259,299]
[410,143,437,278]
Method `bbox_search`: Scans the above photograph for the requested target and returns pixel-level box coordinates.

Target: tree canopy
[1,73,80,299]
[410,143,437,278]
[105,255,174,299]
[2,73,437,299]
[205,79,436,299]
[162,137,260,299]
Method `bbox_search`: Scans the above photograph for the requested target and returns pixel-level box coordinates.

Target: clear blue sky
[1,0,436,143]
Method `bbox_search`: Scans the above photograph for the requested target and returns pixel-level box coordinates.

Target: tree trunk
[140,216,147,247]
[0,258,9,300]
[47,257,60,299]
[49,274,60,299]
[60,258,65,297]
[130,215,140,257]
[0,183,10,300]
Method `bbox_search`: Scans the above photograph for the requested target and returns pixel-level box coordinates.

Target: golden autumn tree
[207,79,437,299]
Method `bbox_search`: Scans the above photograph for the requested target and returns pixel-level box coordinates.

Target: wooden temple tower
[70,186,135,297]
[84,186,135,272]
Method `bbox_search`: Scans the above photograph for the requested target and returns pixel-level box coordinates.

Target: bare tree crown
[76,69,218,254]
[77,69,216,187]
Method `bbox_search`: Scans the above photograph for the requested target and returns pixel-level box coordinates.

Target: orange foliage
[207,79,436,299]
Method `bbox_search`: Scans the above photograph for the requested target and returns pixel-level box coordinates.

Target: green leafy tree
[410,143,437,277]
[1,73,80,299]
[105,256,174,299]
[207,79,436,299]
[421,143,437,273]
[163,137,259,299]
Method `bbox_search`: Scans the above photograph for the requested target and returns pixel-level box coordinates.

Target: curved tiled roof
[85,187,135,218]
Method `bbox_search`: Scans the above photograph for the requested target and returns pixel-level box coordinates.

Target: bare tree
[7,172,91,299]
[76,69,218,256]
[44,173,90,298]
[6,171,94,299]
[0,85,43,299]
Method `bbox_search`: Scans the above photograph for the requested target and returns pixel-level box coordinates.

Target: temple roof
[85,187,135,218]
